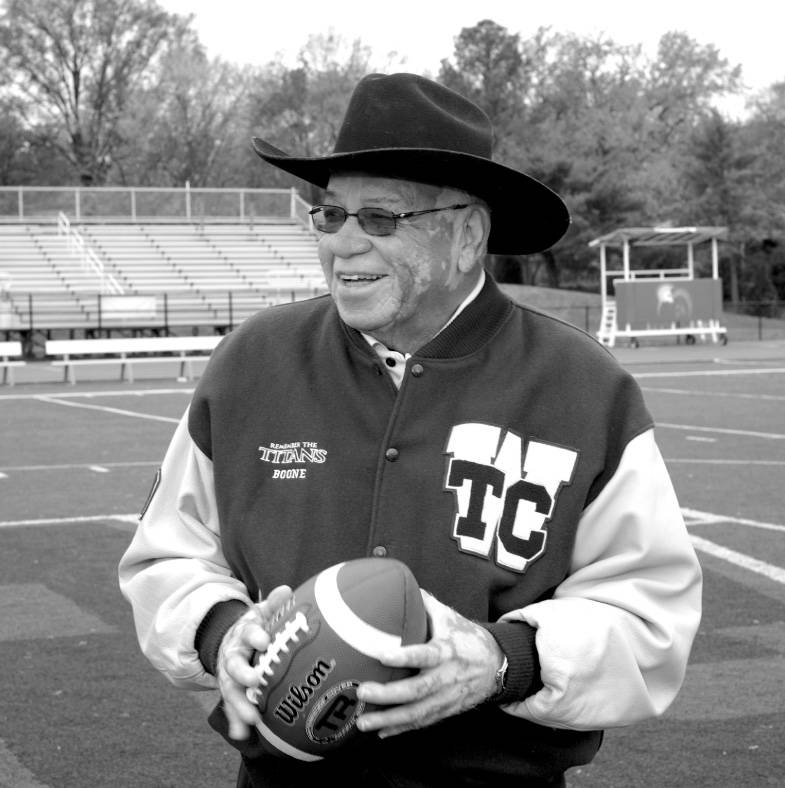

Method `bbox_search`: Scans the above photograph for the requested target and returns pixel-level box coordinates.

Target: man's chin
[334,299,390,334]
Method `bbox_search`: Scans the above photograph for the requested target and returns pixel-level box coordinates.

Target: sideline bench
[45,336,224,384]
[0,341,25,386]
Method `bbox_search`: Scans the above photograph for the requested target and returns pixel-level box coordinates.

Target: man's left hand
[355,590,504,738]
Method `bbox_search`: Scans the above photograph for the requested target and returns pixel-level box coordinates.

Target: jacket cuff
[195,599,249,675]
[482,620,542,703]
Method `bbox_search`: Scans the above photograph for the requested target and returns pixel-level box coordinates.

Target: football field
[1,340,783,787]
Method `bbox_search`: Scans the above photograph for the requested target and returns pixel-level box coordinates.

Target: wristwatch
[489,655,509,702]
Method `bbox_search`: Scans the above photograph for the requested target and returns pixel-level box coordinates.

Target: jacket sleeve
[118,409,252,690]
[499,428,702,729]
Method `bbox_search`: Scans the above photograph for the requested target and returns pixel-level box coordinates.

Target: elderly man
[119,73,701,787]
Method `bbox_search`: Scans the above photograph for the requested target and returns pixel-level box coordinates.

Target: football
[246,557,428,761]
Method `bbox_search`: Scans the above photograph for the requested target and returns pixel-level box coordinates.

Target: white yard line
[35,395,180,424]
[657,422,785,440]
[0,513,139,529]
[633,367,785,379]
[642,386,785,401]
[667,458,785,465]
[0,387,193,401]
[682,507,785,533]
[0,460,158,472]
[685,507,785,585]
[690,535,785,585]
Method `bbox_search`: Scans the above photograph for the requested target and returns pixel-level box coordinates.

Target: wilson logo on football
[273,657,337,726]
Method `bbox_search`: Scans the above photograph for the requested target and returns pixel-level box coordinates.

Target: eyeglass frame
[308,203,476,236]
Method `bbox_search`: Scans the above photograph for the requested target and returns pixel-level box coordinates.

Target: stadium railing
[0,185,308,224]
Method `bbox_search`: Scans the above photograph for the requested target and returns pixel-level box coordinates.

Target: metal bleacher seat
[2,219,326,330]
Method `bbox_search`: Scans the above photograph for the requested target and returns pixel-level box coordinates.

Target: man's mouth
[338,274,385,284]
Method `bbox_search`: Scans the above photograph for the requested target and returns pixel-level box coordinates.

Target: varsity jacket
[119,277,702,785]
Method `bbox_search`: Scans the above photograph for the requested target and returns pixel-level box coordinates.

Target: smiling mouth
[339,274,385,284]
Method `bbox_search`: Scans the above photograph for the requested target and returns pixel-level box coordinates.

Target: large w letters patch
[444,424,578,573]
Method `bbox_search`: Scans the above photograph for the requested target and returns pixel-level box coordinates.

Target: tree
[0,0,192,184]
[245,32,373,202]
[439,19,526,145]
[118,44,251,187]
[742,82,785,234]
[638,31,743,222]
[439,24,652,287]
[0,96,32,183]
[644,32,742,145]
[681,111,752,301]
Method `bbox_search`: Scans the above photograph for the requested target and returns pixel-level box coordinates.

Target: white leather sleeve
[118,410,252,690]
[499,428,702,729]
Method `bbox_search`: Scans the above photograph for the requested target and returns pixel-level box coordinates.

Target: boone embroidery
[274,658,336,725]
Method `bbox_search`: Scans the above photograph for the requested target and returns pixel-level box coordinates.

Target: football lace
[246,611,310,703]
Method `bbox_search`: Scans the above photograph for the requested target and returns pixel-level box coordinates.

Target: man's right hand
[216,584,293,740]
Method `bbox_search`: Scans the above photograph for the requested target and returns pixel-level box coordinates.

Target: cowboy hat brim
[252,138,569,255]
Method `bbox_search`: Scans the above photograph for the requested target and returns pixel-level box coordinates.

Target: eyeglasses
[308,203,473,236]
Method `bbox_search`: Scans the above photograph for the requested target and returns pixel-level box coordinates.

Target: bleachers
[0,220,327,331]
[0,224,97,328]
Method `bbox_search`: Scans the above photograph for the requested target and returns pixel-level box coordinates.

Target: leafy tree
[742,81,785,234]
[244,33,374,202]
[118,43,250,187]
[644,32,742,145]
[0,0,192,184]
[0,96,32,184]
[439,19,526,145]
[440,24,651,287]
[636,32,743,222]
[681,111,753,301]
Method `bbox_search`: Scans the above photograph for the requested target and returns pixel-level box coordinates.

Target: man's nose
[321,217,373,258]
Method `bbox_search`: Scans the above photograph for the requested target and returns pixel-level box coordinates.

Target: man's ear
[457,205,491,274]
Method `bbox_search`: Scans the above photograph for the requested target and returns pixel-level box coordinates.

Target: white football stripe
[255,719,323,762]
[314,563,403,659]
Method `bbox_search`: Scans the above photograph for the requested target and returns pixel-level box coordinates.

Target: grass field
[1,335,784,787]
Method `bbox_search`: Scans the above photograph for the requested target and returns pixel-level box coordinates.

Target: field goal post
[589,226,729,348]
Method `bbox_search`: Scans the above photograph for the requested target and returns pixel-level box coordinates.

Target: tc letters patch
[444,423,578,573]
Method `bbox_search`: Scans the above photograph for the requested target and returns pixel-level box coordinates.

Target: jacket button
[372,545,388,557]
[385,447,399,462]
[411,363,424,377]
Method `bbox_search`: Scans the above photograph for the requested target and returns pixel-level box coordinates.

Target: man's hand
[355,590,504,738]
[216,585,293,740]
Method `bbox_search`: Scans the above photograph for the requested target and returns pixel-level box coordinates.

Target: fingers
[220,668,262,740]
[355,598,504,738]
[217,585,293,740]
[376,642,442,670]
[256,585,293,620]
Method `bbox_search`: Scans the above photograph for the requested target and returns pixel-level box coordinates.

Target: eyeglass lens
[311,206,397,236]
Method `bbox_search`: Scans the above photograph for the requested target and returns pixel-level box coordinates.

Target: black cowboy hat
[252,72,569,255]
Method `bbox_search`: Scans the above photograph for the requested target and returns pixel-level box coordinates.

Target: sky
[158,0,784,116]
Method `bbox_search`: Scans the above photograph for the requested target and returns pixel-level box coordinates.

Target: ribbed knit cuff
[482,620,542,704]
[194,599,250,676]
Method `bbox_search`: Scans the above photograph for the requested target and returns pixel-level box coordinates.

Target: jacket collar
[341,274,513,360]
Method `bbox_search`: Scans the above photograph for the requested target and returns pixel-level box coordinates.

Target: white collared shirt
[361,269,486,388]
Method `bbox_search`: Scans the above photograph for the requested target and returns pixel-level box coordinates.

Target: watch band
[489,655,508,702]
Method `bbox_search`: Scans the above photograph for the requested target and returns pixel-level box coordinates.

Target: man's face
[317,173,477,353]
